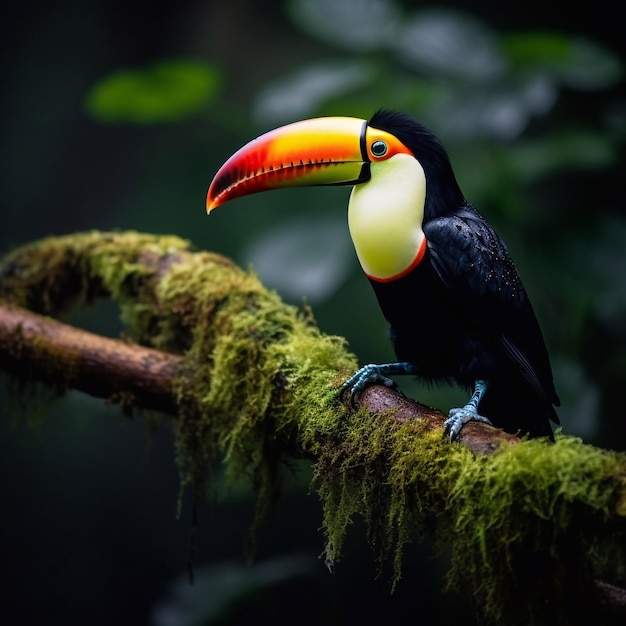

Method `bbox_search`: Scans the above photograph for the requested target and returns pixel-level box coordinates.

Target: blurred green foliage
[3,0,626,624]
[86,0,625,444]
[73,0,626,501]
[85,59,221,123]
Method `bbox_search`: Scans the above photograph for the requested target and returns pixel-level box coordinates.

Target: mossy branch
[1,231,626,625]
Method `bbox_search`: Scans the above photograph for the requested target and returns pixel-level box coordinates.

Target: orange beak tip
[206,194,218,214]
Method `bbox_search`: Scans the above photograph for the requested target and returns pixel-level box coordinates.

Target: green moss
[311,420,626,623]
[445,433,626,624]
[2,231,625,624]
[0,230,357,525]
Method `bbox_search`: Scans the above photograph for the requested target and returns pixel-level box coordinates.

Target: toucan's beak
[207,117,370,212]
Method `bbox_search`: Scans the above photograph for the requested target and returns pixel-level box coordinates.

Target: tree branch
[1,231,625,624]
[0,304,181,414]
[0,302,518,453]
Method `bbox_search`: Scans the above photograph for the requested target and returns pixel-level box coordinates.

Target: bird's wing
[423,206,559,410]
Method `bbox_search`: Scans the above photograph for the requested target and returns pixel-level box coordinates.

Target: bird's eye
[370,140,388,158]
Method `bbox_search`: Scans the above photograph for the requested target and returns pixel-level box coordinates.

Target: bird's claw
[340,364,399,405]
[444,407,492,442]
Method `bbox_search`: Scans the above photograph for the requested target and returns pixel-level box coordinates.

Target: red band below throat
[366,236,427,283]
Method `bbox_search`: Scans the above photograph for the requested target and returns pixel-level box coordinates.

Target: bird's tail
[480,380,559,440]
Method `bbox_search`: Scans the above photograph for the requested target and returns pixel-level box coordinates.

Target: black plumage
[366,110,560,438]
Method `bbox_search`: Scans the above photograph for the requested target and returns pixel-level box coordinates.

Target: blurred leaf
[502,33,623,90]
[312,75,440,122]
[426,75,558,140]
[152,555,317,626]
[549,215,626,364]
[503,32,572,64]
[394,10,505,81]
[553,358,601,439]
[253,61,373,124]
[85,59,221,124]
[573,216,626,333]
[243,215,353,304]
[287,0,400,51]
[507,131,617,183]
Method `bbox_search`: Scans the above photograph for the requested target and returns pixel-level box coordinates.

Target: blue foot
[341,362,416,404]
[444,379,492,441]
[444,406,492,441]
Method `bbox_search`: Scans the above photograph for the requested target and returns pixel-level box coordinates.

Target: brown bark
[0,302,522,447]
[0,302,520,453]
[0,304,181,415]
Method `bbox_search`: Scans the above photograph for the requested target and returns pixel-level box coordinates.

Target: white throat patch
[348,153,427,281]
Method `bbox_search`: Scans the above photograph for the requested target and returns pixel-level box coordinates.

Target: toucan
[206,110,560,440]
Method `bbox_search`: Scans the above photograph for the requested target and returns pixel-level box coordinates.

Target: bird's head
[207,110,463,280]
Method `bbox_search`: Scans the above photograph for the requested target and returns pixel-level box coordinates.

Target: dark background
[1,1,624,624]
